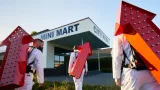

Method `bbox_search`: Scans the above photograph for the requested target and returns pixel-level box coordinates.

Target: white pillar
[47,42,55,68]
[43,41,47,68]
[44,41,55,68]
[98,49,100,71]
[82,38,84,44]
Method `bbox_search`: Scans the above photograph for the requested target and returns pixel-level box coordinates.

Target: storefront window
[54,55,64,67]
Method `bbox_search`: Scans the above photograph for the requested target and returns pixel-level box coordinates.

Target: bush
[32,81,120,90]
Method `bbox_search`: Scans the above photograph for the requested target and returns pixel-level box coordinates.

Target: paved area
[45,71,114,86]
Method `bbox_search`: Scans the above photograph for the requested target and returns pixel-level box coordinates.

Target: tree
[30,31,38,36]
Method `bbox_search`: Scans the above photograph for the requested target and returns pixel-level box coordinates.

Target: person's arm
[35,50,44,85]
[111,35,123,86]
[68,53,75,74]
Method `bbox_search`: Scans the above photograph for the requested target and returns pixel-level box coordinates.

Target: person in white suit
[18,39,44,90]
[112,34,160,90]
[68,45,88,90]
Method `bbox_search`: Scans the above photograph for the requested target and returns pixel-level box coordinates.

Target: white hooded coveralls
[68,50,88,90]
[112,34,160,90]
[18,47,44,90]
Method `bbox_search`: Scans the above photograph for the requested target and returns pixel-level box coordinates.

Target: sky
[0,0,160,47]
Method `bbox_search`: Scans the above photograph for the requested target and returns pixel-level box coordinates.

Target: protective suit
[18,47,44,90]
[68,50,88,90]
[112,34,160,90]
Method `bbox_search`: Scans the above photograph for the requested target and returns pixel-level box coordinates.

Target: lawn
[32,81,120,90]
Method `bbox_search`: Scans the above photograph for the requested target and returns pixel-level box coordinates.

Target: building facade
[0,17,111,76]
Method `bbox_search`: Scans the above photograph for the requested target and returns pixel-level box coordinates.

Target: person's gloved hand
[69,72,74,77]
[69,73,72,76]
[38,83,43,87]
[115,78,121,86]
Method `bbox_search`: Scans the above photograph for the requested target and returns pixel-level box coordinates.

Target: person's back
[112,34,160,90]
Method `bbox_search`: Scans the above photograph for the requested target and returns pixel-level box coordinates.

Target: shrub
[32,81,120,90]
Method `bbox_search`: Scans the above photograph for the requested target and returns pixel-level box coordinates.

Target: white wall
[46,41,55,68]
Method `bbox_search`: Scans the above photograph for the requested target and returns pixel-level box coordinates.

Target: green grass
[32,81,120,90]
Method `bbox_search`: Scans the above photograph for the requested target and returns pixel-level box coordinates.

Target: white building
[0,17,111,76]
